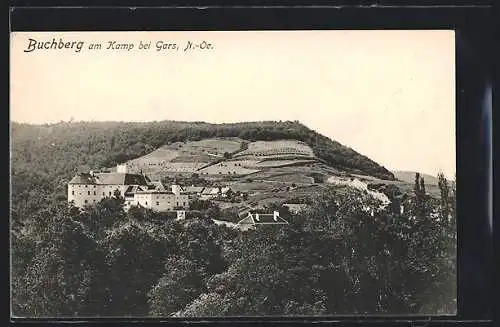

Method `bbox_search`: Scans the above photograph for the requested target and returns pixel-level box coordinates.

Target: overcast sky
[10,30,456,178]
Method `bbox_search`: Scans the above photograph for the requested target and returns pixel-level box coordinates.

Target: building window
[94,185,96,188]
[88,191,91,195]
[84,200,88,204]
[85,185,88,188]
[145,201,148,205]
[176,202,179,206]
[109,192,112,196]
[71,191,74,195]
[94,191,96,195]
[103,192,105,196]
[156,201,159,206]
[183,202,186,206]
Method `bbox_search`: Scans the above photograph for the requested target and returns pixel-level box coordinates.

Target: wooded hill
[11,119,394,181]
[10,120,457,318]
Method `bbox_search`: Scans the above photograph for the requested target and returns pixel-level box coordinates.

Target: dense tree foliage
[11,121,456,318]
[12,175,456,317]
[11,120,394,236]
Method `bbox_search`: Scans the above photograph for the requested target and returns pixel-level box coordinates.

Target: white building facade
[68,164,189,212]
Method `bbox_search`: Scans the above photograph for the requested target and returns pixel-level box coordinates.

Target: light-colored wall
[171,184,182,197]
[68,184,127,207]
[68,182,190,212]
[117,164,128,173]
[132,193,189,211]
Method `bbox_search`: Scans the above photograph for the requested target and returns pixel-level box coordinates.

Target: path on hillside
[250,179,316,186]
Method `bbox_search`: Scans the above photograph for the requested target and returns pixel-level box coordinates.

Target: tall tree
[437,172,450,222]
[419,177,426,195]
[413,173,427,217]
[414,172,421,195]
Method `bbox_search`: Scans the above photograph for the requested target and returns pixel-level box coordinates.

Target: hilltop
[11,120,395,183]
[10,120,400,217]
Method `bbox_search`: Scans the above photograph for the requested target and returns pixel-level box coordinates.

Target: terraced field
[126,138,248,175]
[124,138,356,191]
[171,138,245,157]
[253,159,317,168]
[233,140,315,159]
[197,161,261,176]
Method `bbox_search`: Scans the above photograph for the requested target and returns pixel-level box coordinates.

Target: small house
[236,210,289,229]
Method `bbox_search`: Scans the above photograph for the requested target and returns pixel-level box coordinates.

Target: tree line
[11,173,456,317]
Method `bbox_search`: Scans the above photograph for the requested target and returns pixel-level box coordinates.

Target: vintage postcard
[10,30,456,318]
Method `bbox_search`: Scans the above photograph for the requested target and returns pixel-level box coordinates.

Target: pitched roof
[100,173,149,185]
[149,181,166,191]
[237,216,255,225]
[201,187,215,195]
[252,213,288,224]
[237,212,289,225]
[68,173,95,184]
[124,185,148,194]
[238,208,251,218]
[68,172,149,185]
[135,190,176,195]
[183,186,205,193]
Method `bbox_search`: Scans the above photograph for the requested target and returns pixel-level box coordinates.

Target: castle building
[68,164,189,211]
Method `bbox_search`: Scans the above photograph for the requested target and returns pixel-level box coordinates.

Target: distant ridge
[392,171,440,186]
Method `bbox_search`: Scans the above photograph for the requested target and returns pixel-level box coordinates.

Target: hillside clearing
[233,140,315,159]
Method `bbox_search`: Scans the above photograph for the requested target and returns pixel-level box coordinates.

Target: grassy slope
[11,120,394,179]
[392,171,439,185]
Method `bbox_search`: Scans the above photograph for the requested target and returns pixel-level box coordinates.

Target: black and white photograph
[10,30,456,318]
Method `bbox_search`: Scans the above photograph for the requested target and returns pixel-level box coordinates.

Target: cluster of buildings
[68,164,190,212]
[68,164,238,212]
[67,163,300,229]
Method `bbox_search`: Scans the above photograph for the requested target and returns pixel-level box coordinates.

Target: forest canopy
[10,120,456,318]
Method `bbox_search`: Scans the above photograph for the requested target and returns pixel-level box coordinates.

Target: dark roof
[237,216,254,225]
[124,185,148,194]
[68,173,95,184]
[149,181,166,191]
[201,188,215,194]
[68,172,149,185]
[253,213,288,224]
[238,212,289,225]
[183,186,205,193]
[135,190,176,195]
